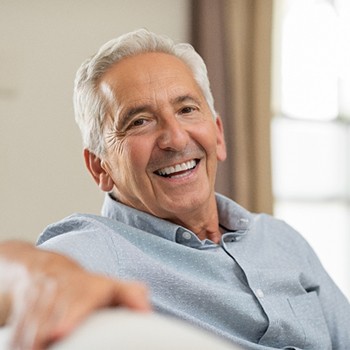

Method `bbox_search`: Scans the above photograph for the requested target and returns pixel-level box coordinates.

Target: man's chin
[154,192,212,218]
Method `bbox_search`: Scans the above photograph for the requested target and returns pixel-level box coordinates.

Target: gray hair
[73,28,216,157]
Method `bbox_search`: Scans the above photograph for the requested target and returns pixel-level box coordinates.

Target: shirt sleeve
[37,214,121,277]
[302,237,350,348]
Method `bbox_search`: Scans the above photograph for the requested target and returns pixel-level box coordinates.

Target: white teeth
[157,160,196,176]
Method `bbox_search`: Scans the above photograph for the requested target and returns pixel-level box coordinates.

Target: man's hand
[0,241,150,350]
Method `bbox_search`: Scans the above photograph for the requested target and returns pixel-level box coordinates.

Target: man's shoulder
[251,212,313,255]
[36,213,131,275]
[36,213,127,246]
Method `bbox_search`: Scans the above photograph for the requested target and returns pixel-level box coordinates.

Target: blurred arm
[0,240,150,350]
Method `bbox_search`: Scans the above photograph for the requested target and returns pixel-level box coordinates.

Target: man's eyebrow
[119,105,152,126]
[171,95,202,106]
[117,95,202,126]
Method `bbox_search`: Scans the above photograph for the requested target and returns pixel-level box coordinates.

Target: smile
[155,159,198,177]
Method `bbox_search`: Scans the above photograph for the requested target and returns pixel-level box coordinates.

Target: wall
[0,0,190,241]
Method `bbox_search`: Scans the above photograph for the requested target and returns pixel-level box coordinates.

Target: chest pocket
[287,292,332,349]
[259,291,332,349]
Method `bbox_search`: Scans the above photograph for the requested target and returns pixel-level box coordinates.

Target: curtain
[191,0,273,214]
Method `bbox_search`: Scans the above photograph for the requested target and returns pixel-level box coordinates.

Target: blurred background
[1,0,349,300]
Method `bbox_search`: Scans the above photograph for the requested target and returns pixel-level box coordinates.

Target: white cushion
[50,309,240,350]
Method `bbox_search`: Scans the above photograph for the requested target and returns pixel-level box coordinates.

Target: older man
[1,29,349,350]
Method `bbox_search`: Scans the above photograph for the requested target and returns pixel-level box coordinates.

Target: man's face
[97,52,226,223]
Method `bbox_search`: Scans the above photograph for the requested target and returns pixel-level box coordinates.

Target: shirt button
[256,289,264,299]
[182,231,192,240]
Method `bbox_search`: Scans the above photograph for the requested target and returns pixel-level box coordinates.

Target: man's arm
[0,240,150,350]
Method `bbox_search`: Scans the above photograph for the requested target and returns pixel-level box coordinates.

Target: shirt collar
[101,193,253,247]
[215,193,253,233]
[101,194,180,242]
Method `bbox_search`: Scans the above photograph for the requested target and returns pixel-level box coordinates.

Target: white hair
[73,29,216,157]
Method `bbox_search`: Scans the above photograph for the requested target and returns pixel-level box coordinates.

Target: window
[272,0,350,300]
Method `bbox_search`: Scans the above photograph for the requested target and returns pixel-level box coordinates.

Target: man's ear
[84,149,114,192]
[215,115,227,162]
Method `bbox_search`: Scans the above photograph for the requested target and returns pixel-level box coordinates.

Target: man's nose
[156,117,189,151]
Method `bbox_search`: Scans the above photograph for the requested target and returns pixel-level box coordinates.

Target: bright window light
[272,118,348,199]
[281,0,339,120]
[272,0,350,300]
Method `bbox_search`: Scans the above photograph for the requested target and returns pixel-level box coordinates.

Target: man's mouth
[155,159,199,178]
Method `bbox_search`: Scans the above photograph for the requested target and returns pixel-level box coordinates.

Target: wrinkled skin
[0,241,150,350]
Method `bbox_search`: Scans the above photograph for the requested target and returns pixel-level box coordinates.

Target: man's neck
[109,192,222,243]
[168,197,221,243]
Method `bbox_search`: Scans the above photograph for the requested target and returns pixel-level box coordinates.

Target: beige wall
[0,0,190,242]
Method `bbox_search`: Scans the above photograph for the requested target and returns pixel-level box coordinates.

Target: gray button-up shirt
[37,193,350,349]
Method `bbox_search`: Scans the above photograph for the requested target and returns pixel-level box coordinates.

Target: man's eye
[131,118,147,127]
[181,106,195,114]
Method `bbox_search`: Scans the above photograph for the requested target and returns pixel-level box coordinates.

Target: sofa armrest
[50,309,239,350]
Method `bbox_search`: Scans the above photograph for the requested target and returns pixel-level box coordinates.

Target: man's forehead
[100,52,195,87]
[99,53,203,108]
